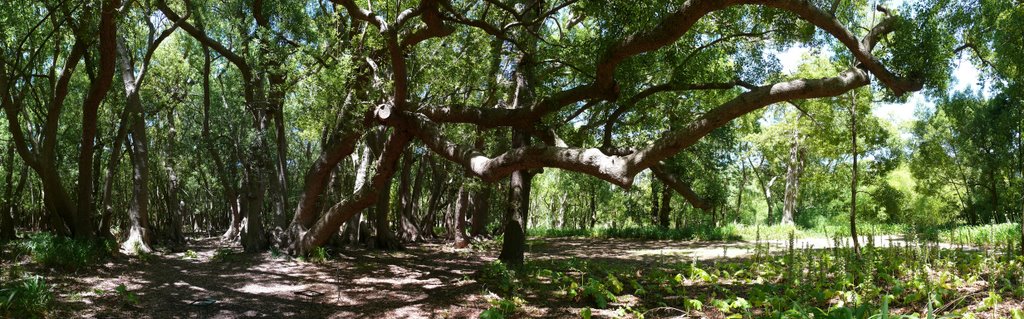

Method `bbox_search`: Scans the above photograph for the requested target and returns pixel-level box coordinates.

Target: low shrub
[0,274,53,318]
[17,232,112,271]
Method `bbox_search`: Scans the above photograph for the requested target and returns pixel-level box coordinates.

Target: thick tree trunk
[240,112,271,252]
[496,0,541,266]
[123,135,153,254]
[72,0,119,240]
[370,134,402,250]
[659,185,671,227]
[372,177,398,249]
[498,167,532,265]
[1,142,15,241]
[344,142,373,244]
[453,185,470,248]
[470,187,491,237]
[288,131,410,255]
[285,116,360,248]
[163,107,184,245]
[398,151,423,242]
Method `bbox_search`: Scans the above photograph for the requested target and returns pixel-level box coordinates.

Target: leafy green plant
[580,307,592,319]
[0,275,52,318]
[309,247,330,264]
[18,232,110,270]
[480,296,523,319]
[478,261,520,296]
[211,248,237,262]
[183,250,198,259]
[114,284,140,306]
[578,278,616,308]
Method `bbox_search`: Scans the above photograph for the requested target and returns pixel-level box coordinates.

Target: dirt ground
[47,238,492,319]
[20,235,1000,318]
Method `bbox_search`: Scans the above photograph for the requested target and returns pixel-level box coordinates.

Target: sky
[774,46,987,125]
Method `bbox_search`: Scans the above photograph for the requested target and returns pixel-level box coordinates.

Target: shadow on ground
[48,237,489,319]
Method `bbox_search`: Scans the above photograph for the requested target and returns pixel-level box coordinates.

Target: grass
[14,232,113,271]
[477,235,1024,318]
[0,274,53,318]
[939,223,1021,247]
[530,222,1023,246]
[527,225,743,241]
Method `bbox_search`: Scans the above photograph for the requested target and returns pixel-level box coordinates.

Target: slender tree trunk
[849,91,861,257]
[556,193,568,229]
[735,160,748,221]
[1019,119,1024,255]
[98,107,130,238]
[197,47,242,240]
[589,186,597,229]
[650,179,661,225]
[422,157,446,238]
[116,37,153,253]
[782,122,802,225]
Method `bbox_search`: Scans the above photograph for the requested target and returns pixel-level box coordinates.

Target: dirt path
[51,238,491,318]
[527,235,968,264]
[43,235,972,318]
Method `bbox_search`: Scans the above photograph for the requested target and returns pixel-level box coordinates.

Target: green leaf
[479,308,504,319]
[580,307,592,319]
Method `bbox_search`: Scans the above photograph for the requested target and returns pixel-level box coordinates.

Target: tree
[1,0,121,239]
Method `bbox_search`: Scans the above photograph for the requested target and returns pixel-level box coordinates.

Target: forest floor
[10,234,1007,318]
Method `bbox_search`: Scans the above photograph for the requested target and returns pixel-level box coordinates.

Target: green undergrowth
[527,225,743,241]
[0,268,53,318]
[10,232,114,271]
[529,222,1022,247]
[476,236,1024,318]
[939,223,1021,247]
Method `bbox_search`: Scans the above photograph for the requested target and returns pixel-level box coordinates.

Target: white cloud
[873,92,932,124]
[774,46,810,75]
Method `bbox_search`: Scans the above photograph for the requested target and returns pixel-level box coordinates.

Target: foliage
[0,274,52,318]
[479,236,1024,317]
[16,233,111,271]
[210,248,239,263]
[308,247,331,264]
[113,284,140,306]
[528,226,742,241]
